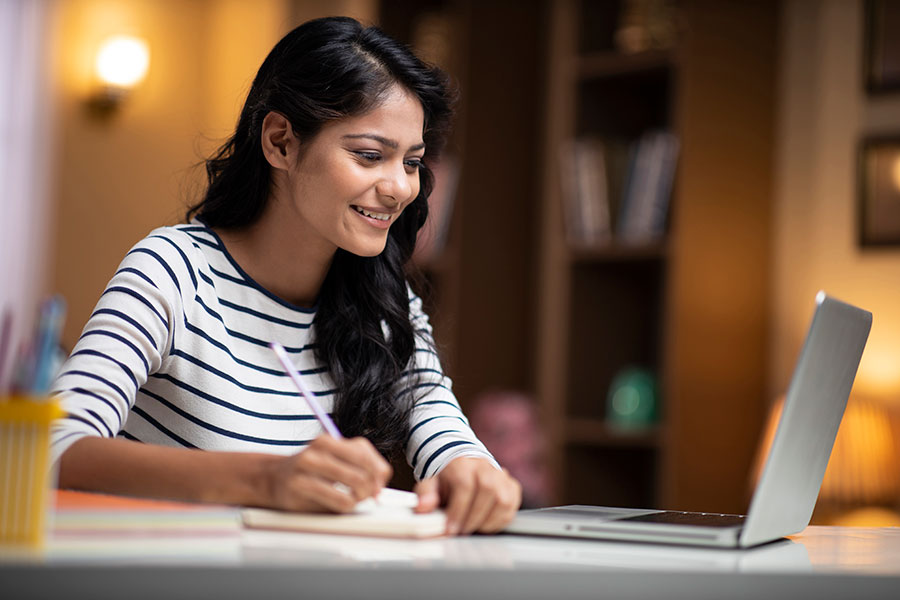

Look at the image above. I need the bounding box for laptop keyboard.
[622,511,746,528]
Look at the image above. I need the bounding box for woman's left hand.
[413,457,522,535]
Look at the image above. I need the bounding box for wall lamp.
[86,35,150,117]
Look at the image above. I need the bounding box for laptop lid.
[738,292,871,547]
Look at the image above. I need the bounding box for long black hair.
[186,17,454,460]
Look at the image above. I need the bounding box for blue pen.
[30,295,66,395]
[0,308,12,395]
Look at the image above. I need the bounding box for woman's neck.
[212,198,335,309]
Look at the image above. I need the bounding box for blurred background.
[2,0,900,526]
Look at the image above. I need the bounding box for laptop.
[505,291,872,548]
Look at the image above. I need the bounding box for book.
[617,130,679,243]
[49,491,242,562]
[53,490,242,535]
[241,504,447,539]
[560,137,613,245]
[559,139,586,243]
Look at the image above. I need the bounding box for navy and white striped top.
[50,223,495,481]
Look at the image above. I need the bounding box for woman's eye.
[354,151,381,162]
[404,158,424,172]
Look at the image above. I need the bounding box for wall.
[52,0,210,350]
[771,0,900,408]
[0,1,56,345]
[49,0,375,349]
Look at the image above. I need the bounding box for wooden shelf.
[567,240,668,264]
[565,418,662,448]
[577,49,674,80]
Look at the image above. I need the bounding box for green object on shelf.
[607,368,658,429]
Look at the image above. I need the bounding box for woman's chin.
[342,239,388,258]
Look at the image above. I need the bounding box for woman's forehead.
[330,86,425,146]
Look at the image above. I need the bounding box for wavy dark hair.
[186,17,454,460]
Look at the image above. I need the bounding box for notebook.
[505,291,872,548]
[241,487,446,539]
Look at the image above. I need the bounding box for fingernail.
[447,521,460,536]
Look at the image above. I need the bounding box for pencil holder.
[0,397,64,548]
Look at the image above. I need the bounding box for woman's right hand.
[259,434,392,513]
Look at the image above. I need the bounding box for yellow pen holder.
[0,397,64,548]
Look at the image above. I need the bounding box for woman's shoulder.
[133,221,213,248]
[118,223,220,292]
[126,222,218,259]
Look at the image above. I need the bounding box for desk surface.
[2,493,899,599]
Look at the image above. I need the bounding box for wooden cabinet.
[536,0,777,512]
[384,0,776,513]
[535,0,675,508]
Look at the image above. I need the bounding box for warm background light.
[753,395,900,527]
[891,155,900,193]
[94,35,149,88]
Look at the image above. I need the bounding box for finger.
[480,477,523,533]
[317,436,393,489]
[289,475,358,513]
[442,475,475,536]
[461,482,495,534]
[345,437,393,487]
[311,436,392,496]
[297,443,379,501]
[412,478,440,513]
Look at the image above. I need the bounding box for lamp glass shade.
[95,36,150,88]
[753,397,900,508]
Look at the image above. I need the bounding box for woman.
[51,16,521,535]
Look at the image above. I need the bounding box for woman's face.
[284,85,426,257]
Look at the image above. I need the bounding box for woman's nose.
[376,162,413,204]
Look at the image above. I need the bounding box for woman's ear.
[260,111,297,170]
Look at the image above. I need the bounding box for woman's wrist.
[194,450,281,508]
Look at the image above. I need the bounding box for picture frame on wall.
[864,0,900,93]
[858,137,900,247]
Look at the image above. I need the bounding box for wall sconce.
[87,35,150,116]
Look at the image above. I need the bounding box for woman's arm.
[401,292,522,533]
[59,434,392,512]
[52,230,391,511]
[49,231,183,464]
[402,294,499,480]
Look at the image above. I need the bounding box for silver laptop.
[505,291,872,548]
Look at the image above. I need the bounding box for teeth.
[354,206,390,221]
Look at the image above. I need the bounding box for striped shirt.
[50,223,496,481]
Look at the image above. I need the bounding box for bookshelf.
[380,0,545,492]
[382,0,775,513]
[536,0,777,512]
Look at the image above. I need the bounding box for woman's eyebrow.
[342,133,425,152]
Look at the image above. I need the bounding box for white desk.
[2,501,899,600]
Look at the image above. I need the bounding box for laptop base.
[506,506,747,548]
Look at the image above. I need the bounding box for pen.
[269,341,419,510]
[30,295,67,395]
[269,341,343,439]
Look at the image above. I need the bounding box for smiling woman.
[49,16,521,536]
[237,85,425,266]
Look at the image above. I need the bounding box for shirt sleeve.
[402,291,499,480]
[49,230,192,464]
